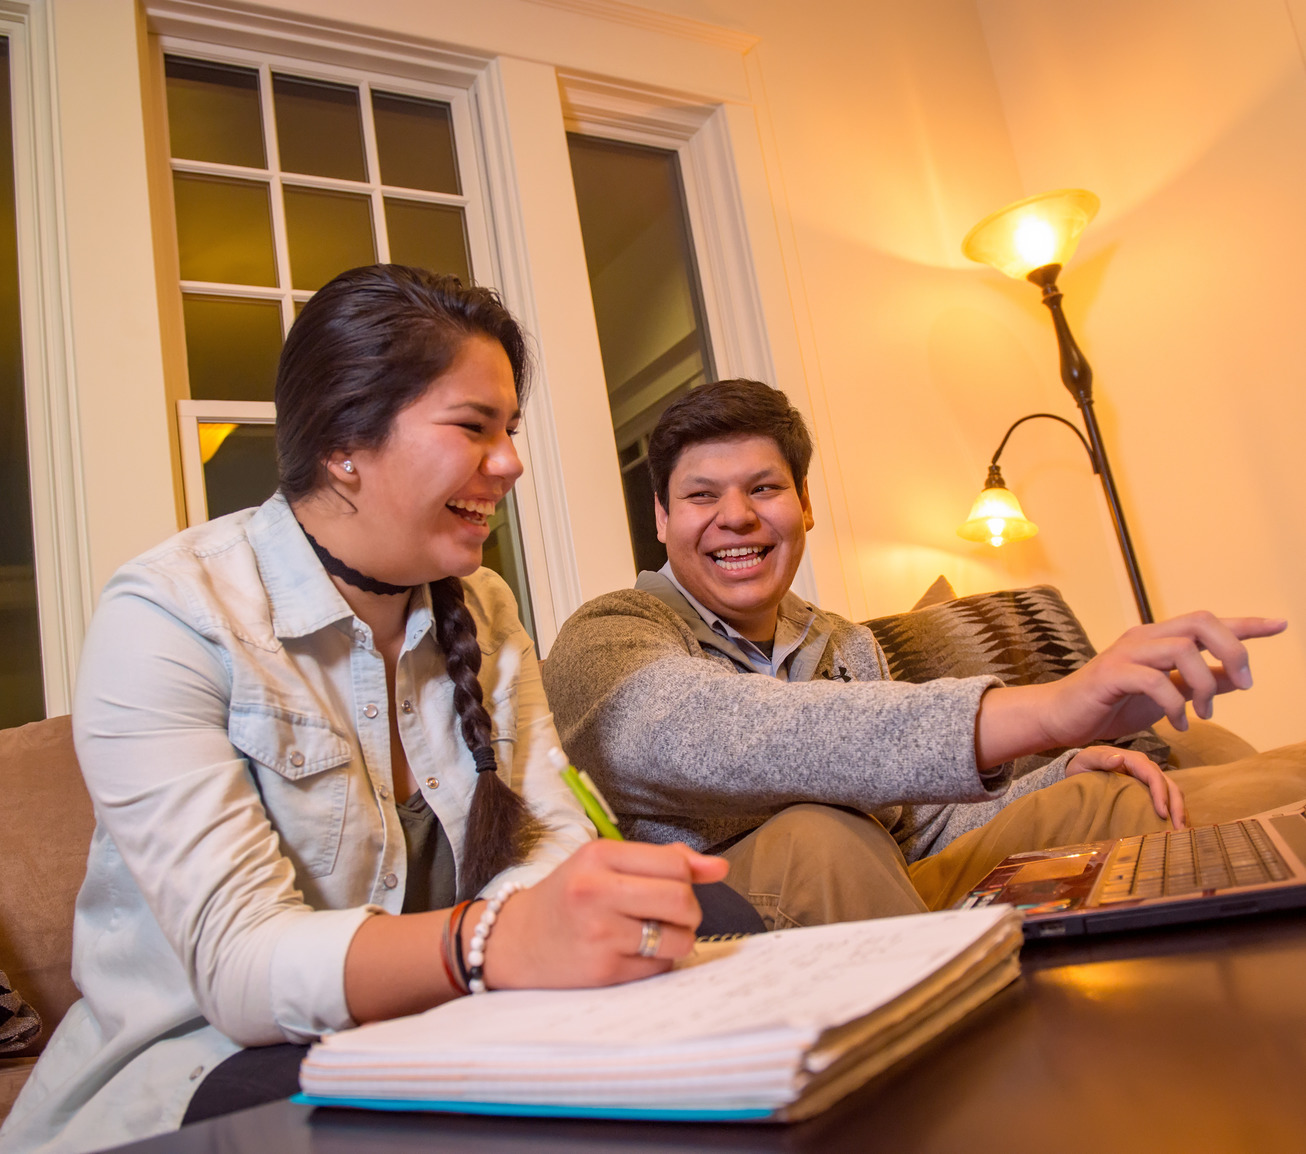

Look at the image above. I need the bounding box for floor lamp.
[958,189,1154,624]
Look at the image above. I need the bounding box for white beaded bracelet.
[466,881,523,994]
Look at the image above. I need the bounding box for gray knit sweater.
[543,572,1069,863]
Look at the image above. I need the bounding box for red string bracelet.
[439,900,472,996]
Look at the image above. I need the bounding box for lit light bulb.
[1013,217,1057,269]
[958,476,1038,545]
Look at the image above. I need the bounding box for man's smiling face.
[655,434,813,642]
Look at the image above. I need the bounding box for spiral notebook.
[294,906,1022,1123]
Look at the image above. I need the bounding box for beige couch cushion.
[0,715,95,1058]
[1155,716,1258,769]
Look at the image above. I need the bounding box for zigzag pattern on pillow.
[865,585,1169,766]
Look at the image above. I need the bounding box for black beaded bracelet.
[452,899,475,992]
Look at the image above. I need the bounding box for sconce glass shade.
[961,189,1100,280]
[957,483,1039,548]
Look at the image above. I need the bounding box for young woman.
[0,266,726,1154]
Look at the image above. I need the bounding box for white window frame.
[156,34,559,630]
[558,74,818,602]
[2,0,89,716]
[162,40,496,337]
[145,2,804,647]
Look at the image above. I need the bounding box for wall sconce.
[960,189,1153,624]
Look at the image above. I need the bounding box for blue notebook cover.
[290,1092,774,1122]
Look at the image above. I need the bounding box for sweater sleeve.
[543,592,1018,841]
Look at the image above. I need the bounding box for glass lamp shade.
[961,189,1100,281]
[957,484,1039,548]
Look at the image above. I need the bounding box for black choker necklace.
[299,523,412,597]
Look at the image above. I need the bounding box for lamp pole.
[1027,264,1153,624]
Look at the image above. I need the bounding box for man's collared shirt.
[658,561,815,680]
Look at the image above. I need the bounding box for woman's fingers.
[582,838,724,884]
[625,916,696,961]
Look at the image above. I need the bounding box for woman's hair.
[275,264,543,900]
[276,264,530,502]
[646,379,814,509]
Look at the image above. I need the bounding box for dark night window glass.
[182,295,283,402]
[373,92,460,194]
[173,172,278,286]
[384,198,469,284]
[567,135,714,574]
[273,74,366,182]
[164,56,265,168]
[0,37,43,726]
[283,185,376,291]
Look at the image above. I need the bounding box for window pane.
[0,37,43,726]
[567,135,714,573]
[384,198,469,283]
[201,423,279,518]
[283,185,376,291]
[164,56,264,168]
[273,74,366,182]
[183,295,283,402]
[174,172,277,286]
[481,495,534,640]
[373,92,460,194]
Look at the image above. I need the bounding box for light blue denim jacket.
[0,493,593,1154]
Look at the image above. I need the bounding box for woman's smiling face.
[339,334,523,585]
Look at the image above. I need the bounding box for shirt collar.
[657,561,815,676]
[246,492,435,647]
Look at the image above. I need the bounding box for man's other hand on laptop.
[1066,745,1187,829]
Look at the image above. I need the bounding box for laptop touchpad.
[1011,854,1095,883]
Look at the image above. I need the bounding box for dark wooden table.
[109,910,1306,1154]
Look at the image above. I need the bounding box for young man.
[543,380,1295,927]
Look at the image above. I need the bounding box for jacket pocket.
[229,705,353,878]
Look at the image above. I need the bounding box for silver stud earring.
[342,460,356,474]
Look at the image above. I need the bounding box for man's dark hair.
[647,379,814,509]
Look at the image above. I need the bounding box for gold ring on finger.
[637,919,662,958]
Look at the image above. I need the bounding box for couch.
[0,715,95,1121]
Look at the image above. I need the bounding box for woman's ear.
[325,452,359,486]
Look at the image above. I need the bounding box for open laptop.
[956,800,1306,939]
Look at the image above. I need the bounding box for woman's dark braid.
[430,577,544,900]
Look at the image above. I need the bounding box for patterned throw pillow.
[0,967,41,1054]
[864,585,1170,766]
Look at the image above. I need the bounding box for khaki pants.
[720,744,1306,929]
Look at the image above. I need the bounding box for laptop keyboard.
[1097,821,1291,904]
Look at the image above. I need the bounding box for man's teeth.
[447,498,496,524]
[711,546,767,571]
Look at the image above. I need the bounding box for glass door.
[567,134,715,575]
[0,36,43,727]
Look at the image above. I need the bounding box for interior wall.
[973,0,1306,749]
[635,0,1306,748]
[42,0,1304,746]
